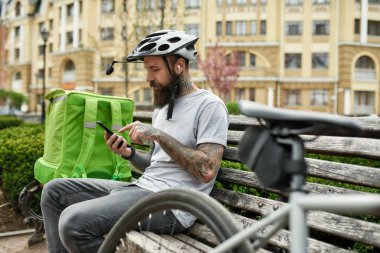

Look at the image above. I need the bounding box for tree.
[198,43,240,102]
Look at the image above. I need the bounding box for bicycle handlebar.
[238,100,362,136]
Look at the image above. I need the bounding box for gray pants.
[41,178,186,253]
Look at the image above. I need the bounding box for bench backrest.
[133,111,380,252]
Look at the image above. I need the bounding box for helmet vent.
[158,44,170,51]
[141,43,156,52]
[137,38,150,48]
[186,44,195,50]
[168,37,181,43]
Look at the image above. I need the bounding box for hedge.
[0,115,23,130]
[0,125,44,205]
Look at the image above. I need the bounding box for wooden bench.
[126,111,380,253]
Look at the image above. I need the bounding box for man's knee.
[58,206,86,245]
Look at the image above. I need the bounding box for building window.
[313,20,330,35]
[368,20,380,36]
[236,21,247,36]
[235,88,245,101]
[66,31,73,45]
[14,48,20,60]
[249,88,255,101]
[260,20,266,35]
[15,2,21,16]
[134,90,140,102]
[171,0,178,9]
[237,51,246,66]
[49,43,53,53]
[185,0,200,9]
[236,0,247,5]
[39,22,45,33]
[313,0,329,4]
[102,0,114,13]
[226,21,232,35]
[369,0,380,4]
[310,90,328,106]
[354,91,375,115]
[355,19,360,34]
[49,19,53,30]
[38,69,44,79]
[14,26,20,38]
[261,0,267,5]
[250,21,257,35]
[99,88,113,96]
[146,0,155,10]
[216,21,222,36]
[355,56,376,80]
[312,53,328,69]
[285,53,301,69]
[67,3,74,17]
[250,53,256,67]
[286,21,302,35]
[185,24,199,37]
[136,0,142,10]
[143,88,152,103]
[38,45,45,56]
[286,0,303,5]
[284,90,301,106]
[226,0,233,5]
[100,27,114,40]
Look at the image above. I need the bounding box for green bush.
[226,101,240,115]
[0,115,24,130]
[0,125,44,205]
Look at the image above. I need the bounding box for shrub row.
[0,115,23,130]
[0,125,44,205]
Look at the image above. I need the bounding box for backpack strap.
[72,98,98,178]
[110,101,132,181]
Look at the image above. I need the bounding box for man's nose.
[146,72,154,82]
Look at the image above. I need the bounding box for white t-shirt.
[135,88,229,227]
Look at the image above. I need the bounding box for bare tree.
[198,43,240,102]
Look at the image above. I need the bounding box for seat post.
[287,135,308,252]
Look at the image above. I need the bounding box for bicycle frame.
[212,127,380,253]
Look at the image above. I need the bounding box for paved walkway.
[0,232,47,253]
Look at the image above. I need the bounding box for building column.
[344,89,351,115]
[360,0,368,44]
[60,5,66,52]
[268,87,274,107]
[73,0,79,48]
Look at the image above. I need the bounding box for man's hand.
[104,132,133,157]
[118,121,161,145]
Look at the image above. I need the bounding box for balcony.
[354,68,377,81]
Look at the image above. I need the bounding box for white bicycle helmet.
[127,30,198,62]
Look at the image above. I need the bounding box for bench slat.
[143,232,202,253]
[217,168,371,195]
[306,158,380,188]
[172,234,212,252]
[227,133,380,160]
[212,188,380,248]
[231,214,355,253]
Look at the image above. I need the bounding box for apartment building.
[0,0,379,116]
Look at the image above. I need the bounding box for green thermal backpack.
[34,89,134,185]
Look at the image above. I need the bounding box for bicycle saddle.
[238,100,362,136]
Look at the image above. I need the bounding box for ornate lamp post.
[40,28,49,123]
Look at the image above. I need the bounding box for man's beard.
[151,74,181,108]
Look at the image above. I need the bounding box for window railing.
[354,68,377,80]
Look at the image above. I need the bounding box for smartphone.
[96,121,125,148]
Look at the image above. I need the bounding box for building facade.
[0,0,379,116]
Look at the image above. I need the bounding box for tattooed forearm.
[156,134,224,183]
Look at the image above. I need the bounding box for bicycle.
[98,100,380,253]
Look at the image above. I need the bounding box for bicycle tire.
[98,188,251,253]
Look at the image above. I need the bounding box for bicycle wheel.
[98,188,251,253]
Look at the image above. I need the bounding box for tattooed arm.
[118,121,224,183]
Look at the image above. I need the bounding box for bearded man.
[40,30,229,253]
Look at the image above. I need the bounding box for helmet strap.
[162,56,178,120]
